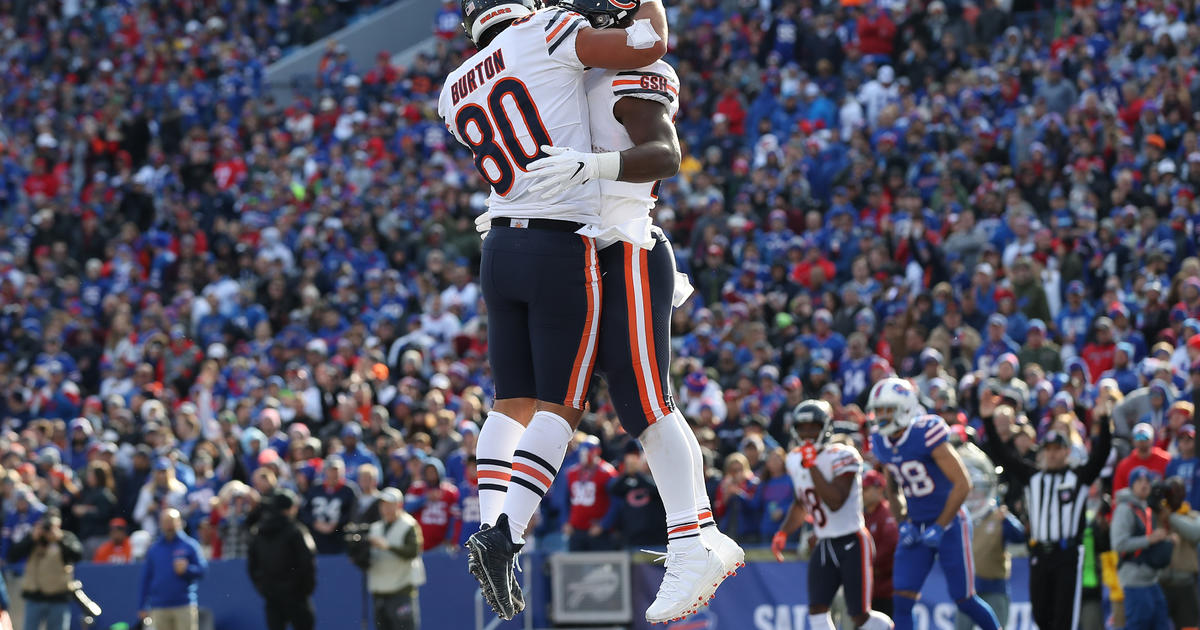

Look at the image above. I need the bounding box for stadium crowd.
[2,0,1200,626]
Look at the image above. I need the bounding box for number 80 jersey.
[438,8,601,224]
[785,443,865,539]
[870,414,954,524]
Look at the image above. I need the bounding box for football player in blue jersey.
[867,377,1001,630]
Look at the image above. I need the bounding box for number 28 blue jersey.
[870,414,954,524]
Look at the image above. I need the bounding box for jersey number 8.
[886,461,936,498]
[454,78,552,196]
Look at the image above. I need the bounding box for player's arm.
[809,466,856,512]
[610,96,680,182]
[772,494,807,562]
[930,443,971,529]
[883,468,907,521]
[575,0,668,69]
[1079,403,1114,484]
[527,91,678,193]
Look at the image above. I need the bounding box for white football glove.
[474,210,491,239]
[526,145,621,198]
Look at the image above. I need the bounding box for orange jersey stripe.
[512,462,552,489]
[612,79,643,86]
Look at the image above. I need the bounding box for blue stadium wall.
[71,553,1036,630]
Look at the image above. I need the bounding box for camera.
[1149,480,1170,512]
[344,522,373,569]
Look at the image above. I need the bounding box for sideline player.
[771,400,894,630]
[866,378,1002,630]
[438,0,668,619]
[474,0,741,621]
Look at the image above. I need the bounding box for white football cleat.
[643,542,727,624]
[701,525,745,576]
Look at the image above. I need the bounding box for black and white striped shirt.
[983,416,1112,546]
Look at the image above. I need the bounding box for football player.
[440,0,669,618]
[472,0,742,622]
[867,378,1001,630]
[771,400,893,630]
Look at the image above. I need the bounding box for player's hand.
[771,530,788,562]
[799,443,818,468]
[898,521,920,548]
[526,145,619,197]
[921,523,945,548]
[474,211,491,239]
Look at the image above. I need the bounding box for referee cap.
[1041,430,1068,448]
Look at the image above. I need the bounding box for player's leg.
[840,528,893,629]
[891,540,936,630]
[476,230,539,527]
[657,234,742,574]
[806,538,844,630]
[598,240,724,622]
[937,511,1001,630]
[600,242,700,540]
[469,227,575,619]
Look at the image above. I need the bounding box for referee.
[979,394,1112,630]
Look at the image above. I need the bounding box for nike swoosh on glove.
[920,523,945,548]
[898,521,920,548]
[526,145,620,198]
[474,210,491,240]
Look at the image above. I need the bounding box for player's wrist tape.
[597,151,622,181]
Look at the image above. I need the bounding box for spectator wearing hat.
[132,457,188,538]
[138,509,206,630]
[1017,319,1062,374]
[404,459,460,552]
[1056,281,1096,354]
[1082,317,1119,383]
[1111,466,1174,630]
[367,488,425,630]
[1114,423,1173,494]
[560,438,617,552]
[1138,380,1174,433]
[912,348,953,401]
[1160,402,1194,457]
[862,469,897,617]
[301,456,359,554]
[213,480,262,560]
[1109,303,1147,361]
[248,489,317,630]
[338,424,379,483]
[1166,424,1200,508]
[992,287,1030,345]
[974,313,1020,374]
[1101,342,1141,395]
[92,518,133,564]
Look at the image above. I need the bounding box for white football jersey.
[582,60,680,249]
[438,8,599,224]
[785,443,865,539]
